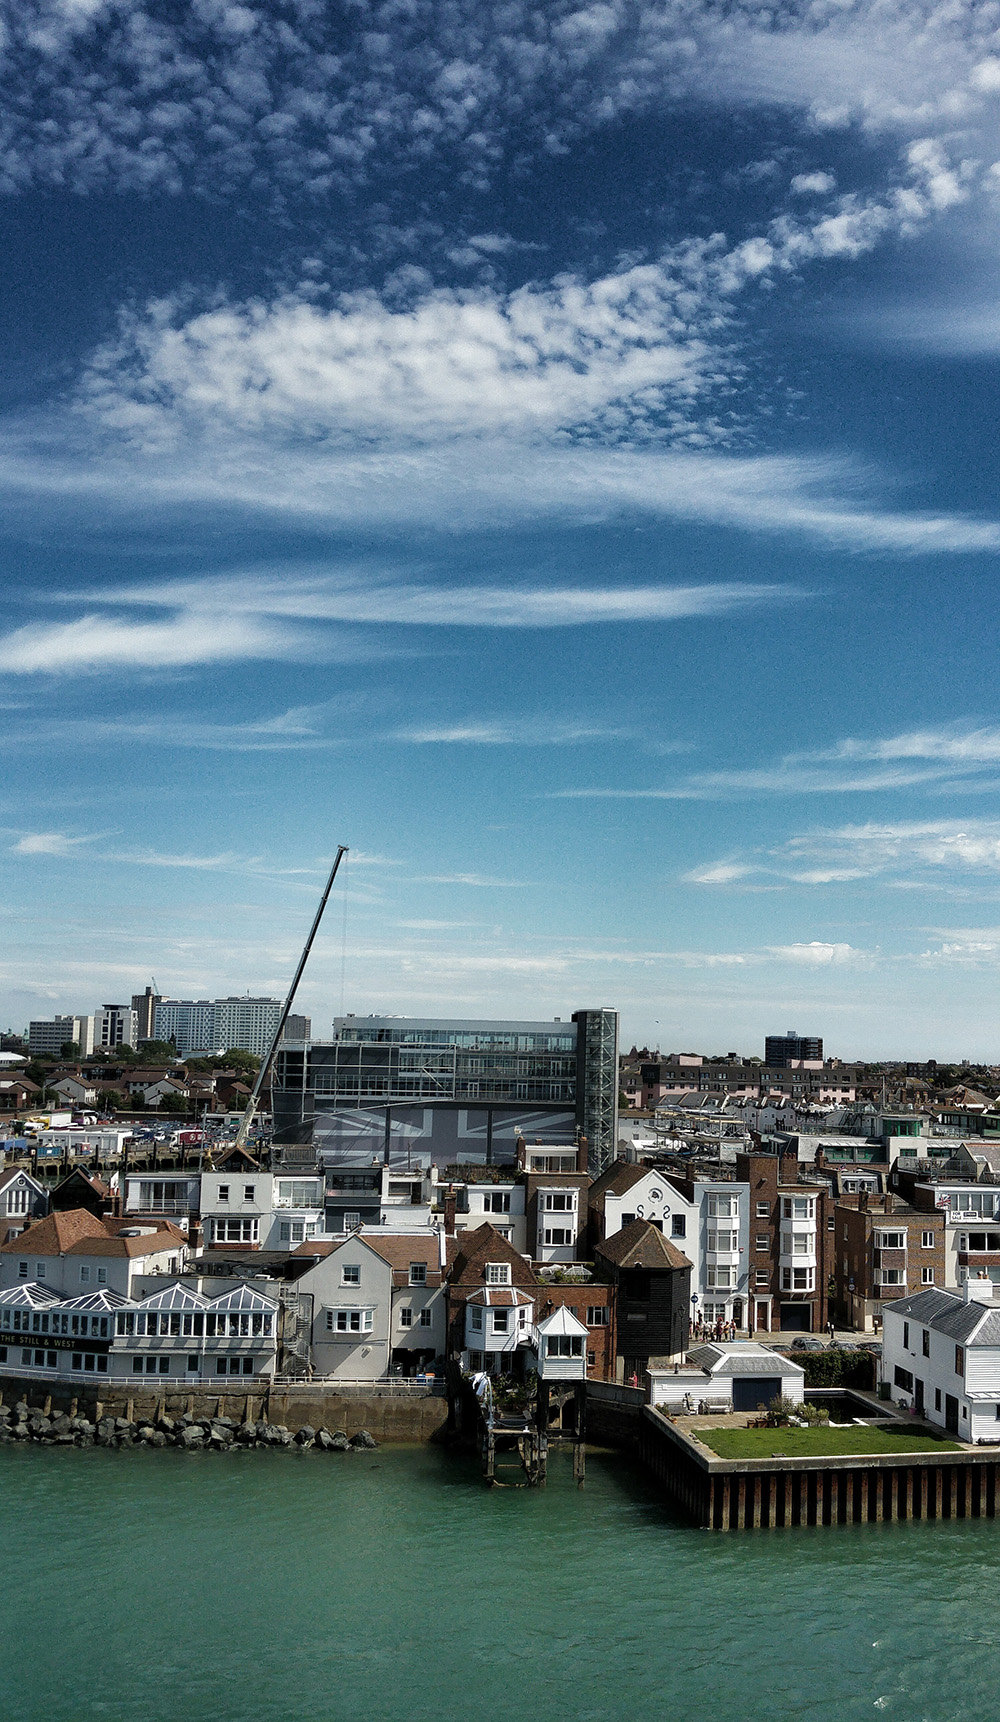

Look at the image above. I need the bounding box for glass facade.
[273,1010,619,1168]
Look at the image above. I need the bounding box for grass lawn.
[697,1425,962,1459]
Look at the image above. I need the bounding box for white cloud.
[0,0,996,199]
[79,267,719,446]
[553,723,1000,802]
[0,611,306,674]
[684,860,756,886]
[2,700,364,751]
[75,141,981,451]
[765,941,866,966]
[791,172,836,195]
[919,927,1000,963]
[0,569,802,677]
[688,819,1000,891]
[10,830,101,856]
[390,720,632,745]
[411,873,529,888]
[830,726,1000,765]
[104,570,793,628]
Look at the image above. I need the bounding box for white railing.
[270,1375,444,1395]
[126,1199,192,1215]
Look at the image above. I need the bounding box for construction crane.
[234,844,348,1152]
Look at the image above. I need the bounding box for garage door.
[780,1303,812,1332]
[732,1377,783,1413]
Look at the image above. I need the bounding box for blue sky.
[4,1,1000,1059]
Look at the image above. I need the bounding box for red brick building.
[736,1149,831,1335]
[834,1193,946,1332]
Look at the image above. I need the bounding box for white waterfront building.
[882,1280,1000,1442]
[0,1277,278,1386]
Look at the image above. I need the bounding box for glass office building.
[272,1009,619,1172]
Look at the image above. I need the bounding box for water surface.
[2,1443,998,1721]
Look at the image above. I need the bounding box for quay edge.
[637,1404,1000,1529]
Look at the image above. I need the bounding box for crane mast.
[233,844,348,1152]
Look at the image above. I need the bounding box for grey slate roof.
[884,1287,1000,1345]
[687,1344,805,1378]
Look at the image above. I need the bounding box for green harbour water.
[4,1442,1000,1722]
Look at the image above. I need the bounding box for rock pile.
[0,1401,378,1452]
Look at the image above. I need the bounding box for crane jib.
[234,844,348,1151]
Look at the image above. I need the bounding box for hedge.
[777,1347,876,1391]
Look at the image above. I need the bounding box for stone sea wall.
[0,1376,449,1445]
[0,1396,379,1452]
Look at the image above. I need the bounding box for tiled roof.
[1,1209,187,1260]
[53,1169,111,1198]
[595,1219,693,1272]
[362,1232,443,1284]
[0,1209,107,1256]
[587,1159,649,1200]
[67,1232,182,1258]
[448,1222,538,1289]
[959,1142,1000,1169]
[104,1218,186,1241]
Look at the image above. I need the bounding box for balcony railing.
[125,1199,194,1215]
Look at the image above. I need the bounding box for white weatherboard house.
[882,1280,1000,1442]
[464,1287,535,1375]
[648,1343,806,1414]
[532,1306,589,1382]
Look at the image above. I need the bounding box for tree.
[223,1048,261,1075]
[138,1040,181,1061]
[59,1041,80,1059]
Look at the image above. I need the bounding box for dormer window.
[485,1262,510,1286]
[409,1262,427,1286]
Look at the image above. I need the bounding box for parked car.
[790,1336,826,1351]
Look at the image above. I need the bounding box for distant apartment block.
[131,988,161,1041]
[153,996,284,1057]
[95,1005,138,1051]
[765,1030,824,1067]
[272,1008,619,1172]
[28,1015,95,1058]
